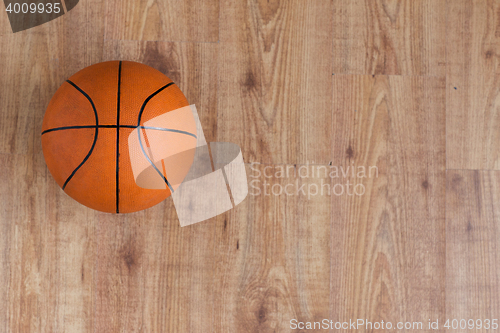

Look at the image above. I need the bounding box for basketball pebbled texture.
[41,60,192,213]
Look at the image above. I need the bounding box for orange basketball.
[42,60,196,213]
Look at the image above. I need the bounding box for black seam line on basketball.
[42,125,198,137]
[63,80,99,190]
[116,61,122,214]
[42,125,99,134]
[137,82,176,192]
[136,82,175,127]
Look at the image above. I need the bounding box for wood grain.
[0,132,98,333]
[447,0,500,170]
[213,164,331,332]
[218,0,333,164]
[0,0,104,155]
[94,207,216,332]
[104,0,219,42]
[214,1,333,331]
[0,154,12,332]
[2,0,500,331]
[333,0,447,76]
[330,75,446,326]
[0,1,11,35]
[93,41,218,332]
[0,0,104,331]
[446,170,500,325]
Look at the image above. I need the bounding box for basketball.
[41,60,197,213]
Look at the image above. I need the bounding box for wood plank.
[446,170,500,325]
[0,1,12,35]
[330,75,446,326]
[3,145,98,333]
[214,1,333,331]
[0,153,15,332]
[218,0,333,164]
[333,0,446,76]
[94,206,215,332]
[0,31,56,155]
[213,163,331,332]
[0,0,104,331]
[104,0,219,42]
[60,0,105,73]
[446,0,500,170]
[0,0,104,154]
[94,41,218,332]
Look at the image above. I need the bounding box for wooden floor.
[0,0,499,332]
